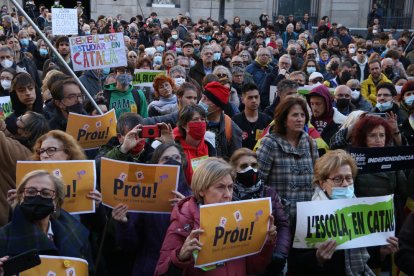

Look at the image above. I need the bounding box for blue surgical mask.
[331,185,354,200]
[172,34,178,40]
[404,95,414,107]
[198,101,209,113]
[39,48,48,56]
[375,100,393,112]
[156,46,164,52]
[306,67,316,74]
[176,47,182,54]
[102,67,110,75]
[84,31,91,35]
[190,59,196,67]
[213,52,221,61]
[20,38,29,47]
[154,55,162,65]
[205,35,212,42]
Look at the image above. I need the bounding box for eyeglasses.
[36,147,66,157]
[16,115,25,129]
[128,55,137,58]
[327,176,353,185]
[239,162,258,170]
[24,187,56,199]
[377,93,392,97]
[193,43,200,46]
[159,154,181,163]
[158,82,171,89]
[357,50,367,54]
[64,93,85,101]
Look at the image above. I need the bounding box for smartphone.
[368,112,387,118]
[3,249,41,276]
[140,125,160,139]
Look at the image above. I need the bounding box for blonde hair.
[191,157,235,202]
[16,170,65,211]
[313,149,357,187]
[229,148,256,168]
[339,110,366,130]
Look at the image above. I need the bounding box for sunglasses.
[357,50,367,54]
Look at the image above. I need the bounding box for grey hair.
[0,46,13,55]
[170,65,186,77]
[201,45,213,56]
[213,65,232,82]
[116,74,132,88]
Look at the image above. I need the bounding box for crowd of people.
[0,1,413,275]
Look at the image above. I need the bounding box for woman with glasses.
[127,50,138,65]
[148,75,178,117]
[0,170,92,270]
[111,142,191,276]
[230,148,290,274]
[173,104,216,185]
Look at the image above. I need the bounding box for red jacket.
[155,196,275,275]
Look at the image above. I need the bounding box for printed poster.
[100,158,179,213]
[66,109,117,149]
[293,195,395,249]
[16,160,96,215]
[195,198,271,267]
[21,255,88,276]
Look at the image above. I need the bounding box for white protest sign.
[69,33,127,71]
[293,195,395,250]
[269,85,277,104]
[52,8,78,36]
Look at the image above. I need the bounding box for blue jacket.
[246,61,273,89]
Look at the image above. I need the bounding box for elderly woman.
[257,96,318,225]
[398,80,414,122]
[155,157,276,275]
[112,142,191,276]
[0,170,92,262]
[148,75,178,117]
[0,68,16,96]
[230,148,291,274]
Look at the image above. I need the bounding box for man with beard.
[232,83,272,150]
[44,36,76,76]
[361,59,392,105]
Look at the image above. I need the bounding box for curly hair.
[32,130,86,160]
[152,74,176,98]
[351,115,393,147]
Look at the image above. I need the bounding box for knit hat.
[400,80,414,99]
[203,81,230,110]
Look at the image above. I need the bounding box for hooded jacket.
[361,73,391,106]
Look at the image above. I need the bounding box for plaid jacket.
[257,131,318,221]
[0,205,92,263]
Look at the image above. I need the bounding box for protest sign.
[349,146,414,174]
[52,8,78,35]
[16,160,96,214]
[293,195,394,250]
[0,96,12,119]
[100,158,179,213]
[269,85,277,105]
[132,69,165,87]
[69,33,127,71]
[195,198,271,267]
[66,109,117,149]
[21,255,88,276]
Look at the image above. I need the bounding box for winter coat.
[361,73,391,105]
[395,212,414,274]
[154,196,274,275]
[401,118,414,145]
[245,61,273,89]
[0,132,31,226]
[257,131,318,221]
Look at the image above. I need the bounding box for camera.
[140,125,160,138]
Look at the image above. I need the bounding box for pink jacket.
[155,196,275,275]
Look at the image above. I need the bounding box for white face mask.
[349,48,356,54]
[174,77,185,87]
[1,79,11,90]
[351,89,360,100]
[1,59,13,69]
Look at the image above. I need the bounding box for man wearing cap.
[199,81,242,159]
[309,72,324,86]
[327,22,339,38]
[361,59,391,105]
[306,85,346,143]
[189,45,218,87]
[176,16,188,40]
[182,41,198,66]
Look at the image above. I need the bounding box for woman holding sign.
[155,157,276,275]
[289,149,397,275]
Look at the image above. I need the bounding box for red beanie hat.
[203,81,230,110]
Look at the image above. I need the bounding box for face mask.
[102,67,110,75]
[176,47,182,54]
[198,101,209,114]
[39,48,48,56]
[156,46,164,52]
[166,42,171,48]
[84,31,91,35]
[194,48,200,55]
[172,34,178,40]
[1,79,11,90]
[331,185,354,200]
[348,48,355,54]
[20,38,29,47]
[20,195,55,221]
[213,52,221,61]
[130,140,145,155]
[153,55,162,65]
[384,67,394,76]
[174,77,185,87]
[373,30,378,34]
[336,98,350,108]
[265,37,271,45]
[244,27,251,34]
[351,90,360,100]
[54,1,59,5]
[375,100,393,112]
[306,67,316,74]
[366,45,372,50]
[205,35,212,42]
[236,166,258,188]
[187,121,206,140]
[404,95,414,106]
[1,59,13,69]
[65,102,84,114]
[340,71,352,84]
[190,59,196,67]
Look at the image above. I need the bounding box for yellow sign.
[100,157,179,213]
[21,255,88,276]
[195,198,271,267]
[16,161,96,214]
[66,109,117,149]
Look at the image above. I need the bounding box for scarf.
[149,95,177,115]
[312,187,375,276]
[254,57,269,68]
[232,180,264,201]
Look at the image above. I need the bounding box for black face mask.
[384,67,394,77]
[20,195,55,221]
[236,167,258,188]
[336,98,350,109]
[65,102,85,114]
[340,71,352,84]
